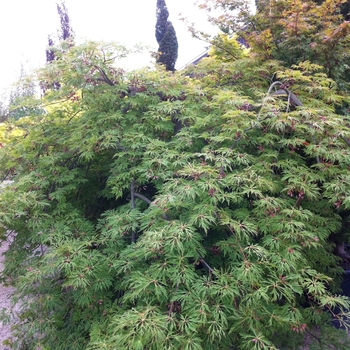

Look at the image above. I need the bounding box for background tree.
[46,35,56,64]
[45,1,74,90]
[0,99,8,123]
[0,64,43,123]
[200,0,350,89]
[155,0,178,71]
[311,0,350,19]
[56,0,74,41]
[46,0,74,63]
[256,0,350,18]
[8,64,43,120]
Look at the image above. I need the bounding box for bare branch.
[341,135,350,147]
[94,66,115,86]
[271,89,302,107]
[131,180,136,243]
[197,250,216,276]
[134,192,170,221]
[134,192,152,205]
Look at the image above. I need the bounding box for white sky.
[0,0,219,96]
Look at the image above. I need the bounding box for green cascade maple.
[0,3,350,348]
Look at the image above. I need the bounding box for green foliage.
[1,12,350,350]
[199,0,350,90]
[0,65,44,122]
[252,0,350,84]
[8,81,43,120]
[0,97,9,122]
[208,33,249,62]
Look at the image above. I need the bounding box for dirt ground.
[0,239,18,350]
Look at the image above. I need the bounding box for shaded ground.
[0,239,18,350]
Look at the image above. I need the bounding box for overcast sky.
[0,0,220,96]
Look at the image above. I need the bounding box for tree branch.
[133,192,152,205]
[94,66,115,86]
[66,109,82,125]
[270,88,302,107]
[134,192,170,221]
[197,250,216,276]
[341,135,350,147]
[131,180,136,243]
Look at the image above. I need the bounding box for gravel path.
[0,240,18,350]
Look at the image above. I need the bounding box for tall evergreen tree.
[56,0,74,42]
[46,35,56,64]
[46,1,74,65]
[155,0,178,71]
[45,1,74,91]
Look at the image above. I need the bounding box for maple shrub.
[1,6,350,350]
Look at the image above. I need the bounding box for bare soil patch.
[0,240,18,350]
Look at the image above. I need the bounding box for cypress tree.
[155,0,178,71]
[56,0,74,42]
[46,1,74,64]
[45,1,74,91]
[46,35,56,64]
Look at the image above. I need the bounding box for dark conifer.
[46,35,56,64]
[46,1,74,64]
[56,1,74,41]
[45,1,74,90]
[155,0,178,71]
